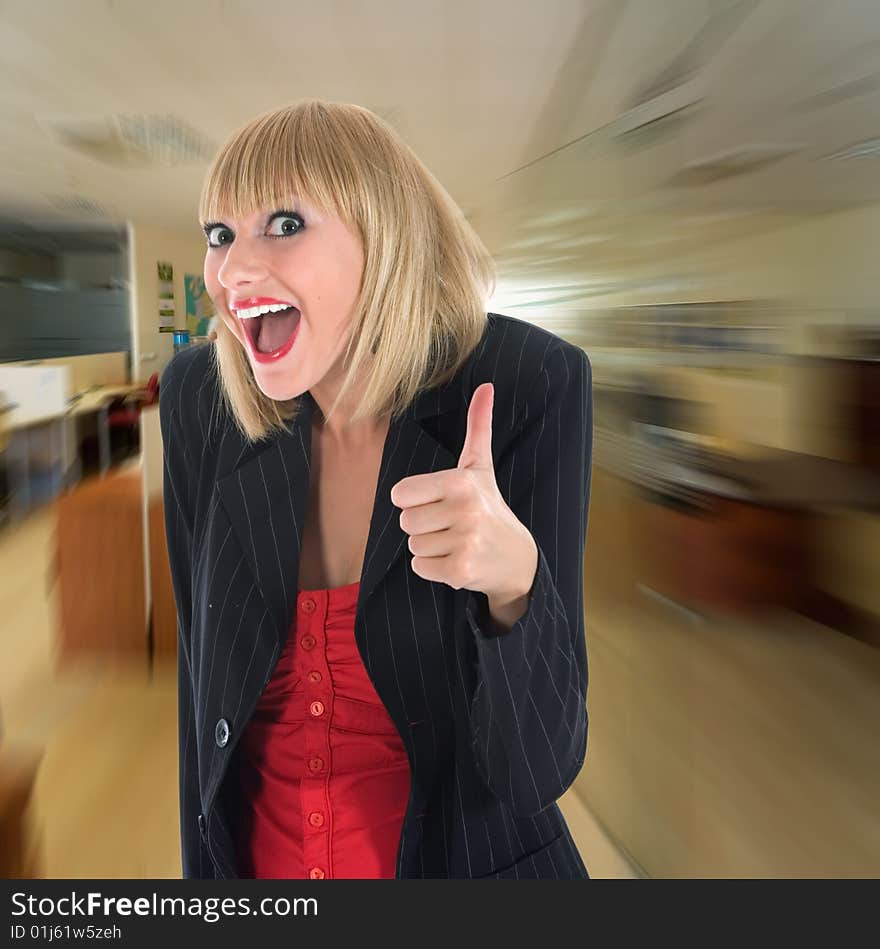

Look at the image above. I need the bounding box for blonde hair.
[198,99,495,443]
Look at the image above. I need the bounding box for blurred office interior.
[0,0,878,878]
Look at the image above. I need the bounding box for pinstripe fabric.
[161,312,593,879]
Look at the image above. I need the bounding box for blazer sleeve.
[465,342,593,817]
[159,353,215,879]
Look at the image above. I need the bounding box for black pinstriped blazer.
[160,311,593,879]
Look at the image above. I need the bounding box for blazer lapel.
[357,406,458,614]
[214,375,466,654]
[216,396,314,651]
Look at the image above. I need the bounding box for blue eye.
[266,213,305,238]
[205,224,233,248]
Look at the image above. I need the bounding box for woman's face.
[203,201,365,403]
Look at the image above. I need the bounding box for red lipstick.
[230,296,295,311]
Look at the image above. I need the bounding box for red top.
[235,580,412,879]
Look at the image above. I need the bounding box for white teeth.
[235,303,296,319]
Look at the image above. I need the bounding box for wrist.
[485,533,538,633]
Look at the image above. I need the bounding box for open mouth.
[239,306,302,361]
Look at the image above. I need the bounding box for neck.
[314,408,388,447]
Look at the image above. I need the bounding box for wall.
[127,222,207,382]
[126,222,206,638]
[571,201,880,318]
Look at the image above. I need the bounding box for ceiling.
[1,0,879,305]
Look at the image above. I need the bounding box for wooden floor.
[0,501,638,880]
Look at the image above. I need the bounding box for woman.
[161,100,593,880]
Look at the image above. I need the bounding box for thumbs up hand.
[390,383,538,623]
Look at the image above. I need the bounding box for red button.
[308,811,325,827]
[307,671,322,684]
[301,635,316,650]
[308,757,324,772]
[309,867,325,879]
[301,599,316,613]
[309,700,325,717]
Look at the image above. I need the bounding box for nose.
[216,233,269,290]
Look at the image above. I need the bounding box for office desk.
[1,412,67,522]
[1,383,145,523]
[66,383,146,477]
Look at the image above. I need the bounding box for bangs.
[198,107,350,226]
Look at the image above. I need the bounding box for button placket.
[298,588,333,880]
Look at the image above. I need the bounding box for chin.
[251,372,307,403]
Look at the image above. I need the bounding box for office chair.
[106,373,160,460]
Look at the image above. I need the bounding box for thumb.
[458,382,494,470]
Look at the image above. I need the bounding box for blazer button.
[198,814,206,840]
[215,718,230,748]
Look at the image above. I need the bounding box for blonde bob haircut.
[198,99,496,444]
